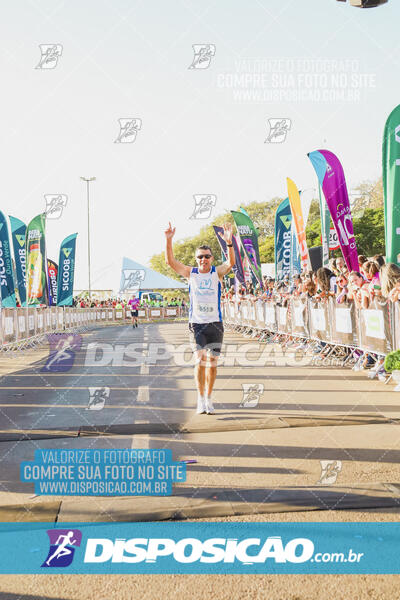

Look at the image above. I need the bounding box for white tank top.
[189,266,222,324]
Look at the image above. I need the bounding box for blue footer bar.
[2,522,399,574]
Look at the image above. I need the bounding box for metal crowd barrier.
[0,306,187,349]
[223,297,398,356]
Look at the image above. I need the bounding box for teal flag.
[275,198,301,280]
[57,233,77,306]
[9,216,27,306]
[0,211,16,307]
[274,198,292,280]
[318,185,330,267]
[383,104,400,264]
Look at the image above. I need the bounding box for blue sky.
[0,0,398,291]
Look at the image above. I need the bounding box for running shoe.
[196,396,206,415]
[205,397,215,415]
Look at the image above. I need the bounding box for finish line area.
[0,320,400,522]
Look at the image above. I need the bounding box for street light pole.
[80,177,96,299]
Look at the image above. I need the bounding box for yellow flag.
[287,178,310,270]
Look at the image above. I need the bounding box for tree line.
[150,179,384,282]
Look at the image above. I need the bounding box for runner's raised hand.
[220,222,233,244]
[165,222,176,239]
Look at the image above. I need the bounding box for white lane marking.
[137,386,149,403]
[131,420,151,449]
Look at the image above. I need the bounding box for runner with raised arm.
[165,222,235,414]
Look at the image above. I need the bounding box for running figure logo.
[121,269,146,291]
[114,118,142,143]
[188,44,216,69]
[87,387,110,410]
[264,119,291,143]
[35,44,63,69]
[42,334,82,373]
[189,195,217,220]
[240,383,264,408]
[199,279,212,289]
[44,194,68,219]
[42,529,82,568]
[317,460,342,485]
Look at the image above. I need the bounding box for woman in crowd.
[347,271,370,309]
[336,272,349,304]
[380,263,400,301]
[314,267,336,302]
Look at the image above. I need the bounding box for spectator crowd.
[222,255,400,378]
[71,296,187,309]
[222,255,400,308]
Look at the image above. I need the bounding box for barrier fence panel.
[57,307,64,330]
[264,301,276,330]
[255,300,265,330]
[16,309,27,341]
[228,302,235,323]
[241,301,251,328]
[223,298,400,356]
[1,309,16,345]
[276,305,289,334]
[394,302,400,352]
[27,308,36,338]
[248,301,257,329]
[359,300,393,355]
[330,299,359,347]
[36,308,45,336]
[309,300,331,342]
[290,298,309,338]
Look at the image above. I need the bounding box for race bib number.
[195,302,216,316]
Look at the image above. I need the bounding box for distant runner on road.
[128,293,140,328]
[165,222,235,414]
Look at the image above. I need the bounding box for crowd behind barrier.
[223,297,398,357]
[0,305,187,349]
[221,255,400,378]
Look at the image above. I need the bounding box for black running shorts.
[131,310,138,317]
[189,321,224,356]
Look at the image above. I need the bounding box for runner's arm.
[165,222,191,278]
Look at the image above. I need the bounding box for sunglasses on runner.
[196,254,212,259]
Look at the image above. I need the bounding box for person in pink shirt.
[128,294,140,328]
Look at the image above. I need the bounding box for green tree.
[259,235,275,262]
[353,207,385,256]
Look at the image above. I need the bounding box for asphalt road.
[1,320,400,598]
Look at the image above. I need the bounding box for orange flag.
[287,178,310,270]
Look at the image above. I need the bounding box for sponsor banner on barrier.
[364,309,385,340]
[335,307,352,334]
[293,301,306,330]
[0,522,399,574]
